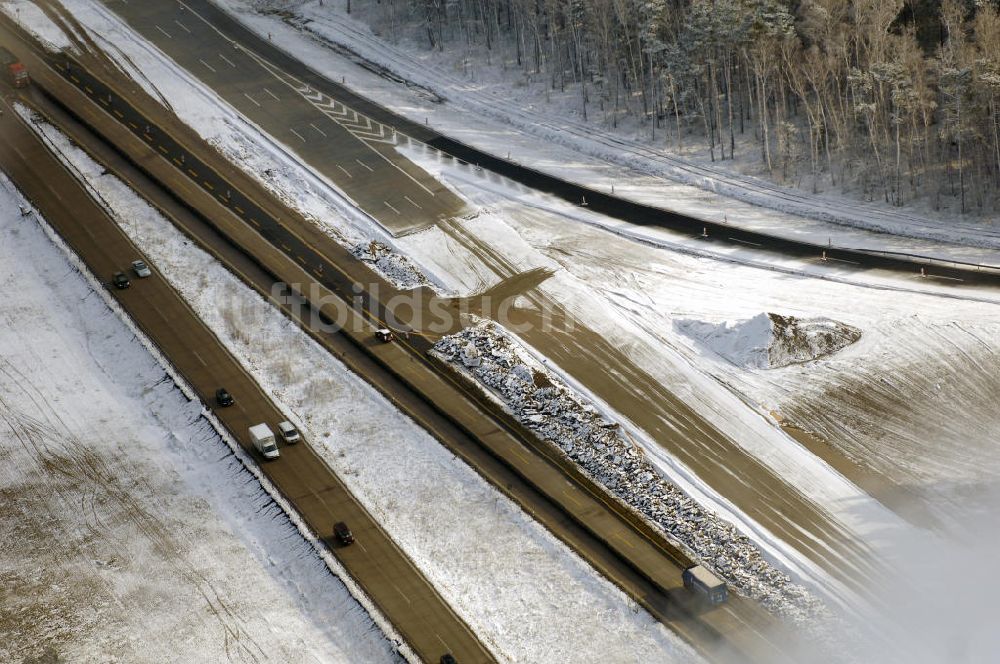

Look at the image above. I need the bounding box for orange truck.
[0,46,29,88]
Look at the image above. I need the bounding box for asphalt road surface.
[68,0,895,592]
[86,0,465,236]
[0,88,496,664]
[0,17,804,661]
[113,0,1000,284]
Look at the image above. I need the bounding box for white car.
[277,421,300,443]
[131,259,152,278]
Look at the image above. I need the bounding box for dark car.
[333,521,354,546]
[215,388,235,407]
[375,328,394,343]
[112,272,131,289]
[440,655,458,664]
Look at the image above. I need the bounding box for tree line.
[345,0,1000,215]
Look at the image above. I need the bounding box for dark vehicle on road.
[112,271,131,289]
[0,47,29,88]
[215,387,235,407]
[333,521,354,546]
[683,564,728,605]
[440,655,458,664]
[375,328,394,343]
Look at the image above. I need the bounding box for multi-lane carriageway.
[0,70,498,664]
[0,8,798,664]
[60,0,993,590]
[106,0,1000,283]
[81,0,898,588]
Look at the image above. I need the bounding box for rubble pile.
[435,320,829,624]
[352,240,430,290]
[678,312,862,369]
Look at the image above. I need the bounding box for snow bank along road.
[0,14,792,662]
[43,0,899,598]
[106,0,1000,285]
[0,185,397,663]
[0,83,494,664]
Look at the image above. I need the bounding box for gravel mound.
[677,312,861,369]
[352,240,430,290]
[434,320,832,627]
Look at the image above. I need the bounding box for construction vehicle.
[0,47,30,88]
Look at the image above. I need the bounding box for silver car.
[278,421,300,443]
[131,260,152,278]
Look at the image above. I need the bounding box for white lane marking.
[219,53,237,68]
[403,195,422,209]
[728,237,762,247]
[309,122,327,137]
[263,87,280,102]
[392,583,412,604]
[199,59,216,73]
[174,0,441,200]
[290,128,306,142]
[243,92,261,107]
[154,24,172,39]
[174,19,191,33]
[355,159,374,172]
[336,164,352,178]
[385,201,401,214]
[191,349,207,366]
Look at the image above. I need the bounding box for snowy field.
[0,176,397,663]
[414,155,1000,514]
[11,2,1000,659]
[11,0,924,616]
[22,108,702,663]
[214,0,1000,263]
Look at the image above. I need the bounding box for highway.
[93,0,465,236]
[110,0,1000,284]
[0,13,799,662]
[61,0,895,592]
[0,85,496,664]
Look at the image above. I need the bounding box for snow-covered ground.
[0,176,397,663]
[15,0,927,617]
[17,0,1000,652]
[215,0,1000,264]
[22,106,703,663]
[481,178,1000,509]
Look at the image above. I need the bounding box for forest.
[342,0,1000,215]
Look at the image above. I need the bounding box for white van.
[249,423,280,460]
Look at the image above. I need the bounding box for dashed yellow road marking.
[158,145,169,154]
